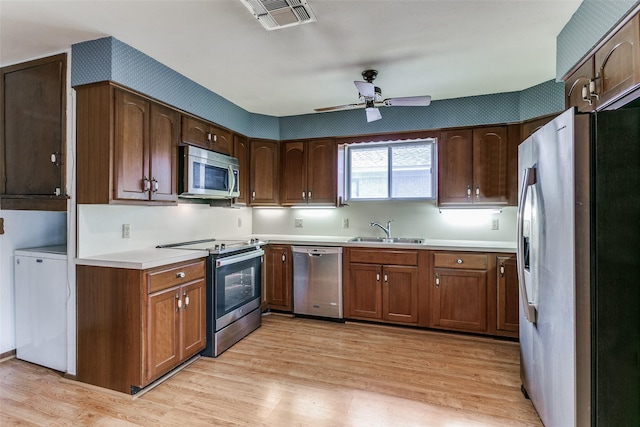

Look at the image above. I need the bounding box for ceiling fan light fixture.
[365,106,382,122]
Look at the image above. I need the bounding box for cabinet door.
[210,124,233,156]
[438,130,473,205]
[149,103,178,202]
[349,263,382,320]
[264,245,292,311]
[432,268,487,332]
[496,256,519,335]
[565,57,595,113]
[595,14,640,108]
[2,54,66,198]
[114,90,150,201]
[180,115,210,149]
[249,140,279,205]
[307,139,337,205]
[473,126,507,205]
[383,265,418,324]
[180,279,206,359]
[233,134,249,205]
[280,141,307,205]
[147,286,180,382]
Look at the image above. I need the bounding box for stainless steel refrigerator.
[517,106,640,426]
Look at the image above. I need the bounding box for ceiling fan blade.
[383,95,432,107]
[354,81,375,98]
[365,107,382,122]
[314,103,364,112]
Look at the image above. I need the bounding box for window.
[345,139,435,200]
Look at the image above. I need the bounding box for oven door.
[213,249,263,331]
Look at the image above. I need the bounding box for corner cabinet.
[180,114,233,155]
[345,248,420,325]
[263,245,292,311]
[76,83,178,205]
[438,126,510,207]
[249,139,280,206]
[77,259,206,394]
[280,139,336,206]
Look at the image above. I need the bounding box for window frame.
[344,138,436,202]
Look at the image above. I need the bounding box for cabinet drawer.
[148,260,206,293]
[433,253,487,270]
[349,249,418,266]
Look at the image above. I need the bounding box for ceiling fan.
[314,69,431,122]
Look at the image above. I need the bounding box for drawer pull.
[455,259,464,264]
[176,272,186,279]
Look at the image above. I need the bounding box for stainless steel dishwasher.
[292,246,343,319]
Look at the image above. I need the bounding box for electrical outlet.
[122,224,131,238]
[491,219,499,230]
[237,218,242,228]
[342,218,349,229]
[294,218,303,228]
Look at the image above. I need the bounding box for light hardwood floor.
[0,314,541,426]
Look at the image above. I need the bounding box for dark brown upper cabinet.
[1,54,67,210]
[180,114,233,156]
[280,139,336,206]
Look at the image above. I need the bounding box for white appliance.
[517,107,640,426]
[15,245,68,371]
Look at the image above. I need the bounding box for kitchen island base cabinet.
[76,259,206,394]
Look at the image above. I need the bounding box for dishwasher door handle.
[309,253,323,257]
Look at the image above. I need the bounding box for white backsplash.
[77,203,253,258]
[252,201,517,242]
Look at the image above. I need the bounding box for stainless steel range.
[158,238,264,357]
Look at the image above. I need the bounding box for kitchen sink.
[348,237,425,244]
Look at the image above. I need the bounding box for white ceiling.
[0,0,581,118]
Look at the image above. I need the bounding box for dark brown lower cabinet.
[346,249,419,325]
[264,245,292,311]
[77,259,206,394]
[496,255,519,337]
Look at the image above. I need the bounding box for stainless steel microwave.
[179,146,240,199]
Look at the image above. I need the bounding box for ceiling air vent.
[240,0,317,30]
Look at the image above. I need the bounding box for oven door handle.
[216,249,264,267]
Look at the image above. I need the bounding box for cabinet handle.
[384,273,388,283]
[435,273,440,288]
[581,84,592,105]
[302,191,306,200]
[282,252,286,262]
[176,293,181,312]
[252,191,256,201]
[142,176,150,193]
[308,190,312,200]
[455,258,464,264]
[475,185,480,198]
[207,131,212,142]
[376,272,380,282]
[589,78,600,101]
[467,185,471,198]
[176,271,186,279]
[500,263,505,277]
[50,152,60,166]
[212,133,217,143]
[183,291,190,308]
[152,178,159,193]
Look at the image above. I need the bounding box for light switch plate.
[294,218,303,228]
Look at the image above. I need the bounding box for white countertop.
[76,248,209,270]
[255,234,516,253]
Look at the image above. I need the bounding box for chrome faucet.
[370,220,392,239]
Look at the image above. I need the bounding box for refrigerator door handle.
[517,166,537,324]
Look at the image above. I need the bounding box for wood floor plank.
[1,314,541,426]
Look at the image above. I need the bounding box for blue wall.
[556,0,639,79]
[73,0,636,144]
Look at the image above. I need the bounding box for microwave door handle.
[228,165,236,196]
[517,166,537,324]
